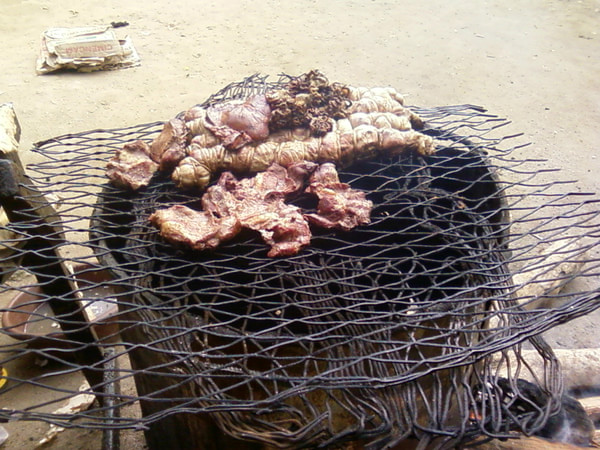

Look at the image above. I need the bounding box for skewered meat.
[304,163,372,231]
[106,140,158,190]
[172,116,434,190]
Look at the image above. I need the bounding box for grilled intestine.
[171,117,433,191]
[169,78,432,190]
[108,72,433,192]
[304,163,372,231]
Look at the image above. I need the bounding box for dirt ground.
[1,0,599,448]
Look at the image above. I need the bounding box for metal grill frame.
[0,75,599,449]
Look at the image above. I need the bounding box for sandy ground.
[1,0,599,448]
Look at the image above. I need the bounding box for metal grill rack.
[1,75,599,449]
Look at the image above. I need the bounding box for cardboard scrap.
[36,26,140,74]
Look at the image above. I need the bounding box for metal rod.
[101,347,120,450]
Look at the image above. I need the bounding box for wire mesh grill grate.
[1,75,599,449]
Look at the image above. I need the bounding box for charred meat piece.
[106,140,158,191]
[151,161,373,256]
[304,163,373,231]
[203,164,312,257]
[151,162,372,256]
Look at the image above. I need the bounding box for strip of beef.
[106,140,158,191]
[204,163,314,257]
[304,163,373,231]
[148,205,241,251]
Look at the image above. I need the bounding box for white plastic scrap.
[0,425,8,445]
[37,383,95,446]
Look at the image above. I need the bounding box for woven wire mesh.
[0,74,599,448]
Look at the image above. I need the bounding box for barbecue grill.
[1,75,599,449]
